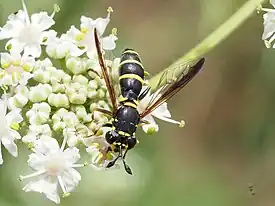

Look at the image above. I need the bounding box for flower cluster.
[261,0,275,48]
[0,1,182,203]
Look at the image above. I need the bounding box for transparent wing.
[140,58,205,118]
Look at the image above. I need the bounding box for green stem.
[149,0,266,90]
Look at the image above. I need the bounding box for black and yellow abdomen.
[119,49,145,102]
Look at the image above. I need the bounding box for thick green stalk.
[149,0,266,90]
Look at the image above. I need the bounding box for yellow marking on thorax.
[122,50,140,57]
[119,73,144,84]
[123,101,137,109]
[119,60,144,70]
[118,131,131,137]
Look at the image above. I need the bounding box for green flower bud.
[72,105,92,122]
[72,75,88,85]
[87,89,97,99]
[66,57,87,74]
[29,84,52,103]
[97,89,105,99]
[146,126,157,135]
[66,82,88,104]
[89,103,98,112]
[48,93,69,108]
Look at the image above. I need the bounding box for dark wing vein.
[94,28,118,112]
[140,58,205,118]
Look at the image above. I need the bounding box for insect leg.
[136,119,151,127]
[138,86,151,101]
[92,108,113,119]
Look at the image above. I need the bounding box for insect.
[248,183,255,196]
[93,28,205,174]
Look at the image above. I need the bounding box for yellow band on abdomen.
[122,50,140,57]
[123,101,137,109]
[119,60,144,70]
[119,73,144,84]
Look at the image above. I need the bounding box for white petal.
[24,44,41,58]
[65,25,81,40]
[22,134,36,144]
[0,52,12,65]
[142,115,159,133]
[152,102,171,118]
[19,72,33,85]
[28,153,46,171]
[63,147,80,164]
[80,16,95,30]
[6,108,23,124]
[61,168,81,192]
[2,134,18,157]
[0,101,7,115]
[31,12,55,31]
[67,134,78,147]
[102,34,117,50]
[5,39,25,54]
[23,178,60,204]
[0,142,3,164]
[94,16,110,35]
[86,47,97,59]
[8,10,26,22]
[34,136,60,154]
[0,19,25,39]
[66,42,85,57]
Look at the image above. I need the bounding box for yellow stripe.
[119,74,144,84]
[118,131,131,137]
[122,50,140,57]
[123,102,137,109]
[119,96,128,102]
[119,60,144,70]
[119,95,138,104]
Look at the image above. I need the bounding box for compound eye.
[127,137,137,149]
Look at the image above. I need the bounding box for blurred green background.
[0,0,272,205]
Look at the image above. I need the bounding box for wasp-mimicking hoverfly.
[93,28,205,174]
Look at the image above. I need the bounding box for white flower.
[65,82,88,104]
[0,0,55,57]
[8,85,29,109]
[48,93,69,108]
[52,108,79,131]
[0,52,34,87]
[33,58,53,83]
[29,83,52,103]
[19,136,83,204]
[261,0,275,47]
[138,89,185,134]
[22,124,52,145]
[65,7,117,59]
[63,128,83,147]
[26,102,51,125]
[0,95,23,164]
[45,30,85,59]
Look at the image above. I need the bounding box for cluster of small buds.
[0,0,183,204]
[260,0,275,48]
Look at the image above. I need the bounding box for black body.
[105,49,144,154]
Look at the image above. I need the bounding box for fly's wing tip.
[196,57,205,68]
